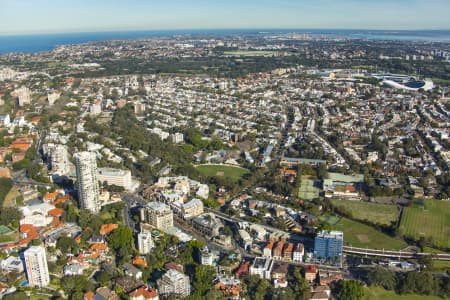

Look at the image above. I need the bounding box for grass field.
[423,246,448,254]
[364,286,444,300]
[196,164,249,182]
[0,225,12,235]
[223,50,279,57]
[298,179,320,200]
[331,200,400,226]
[30,295,51,300]
[3,186,20,207]
[319,215,341,226]
[432,260,450,272]
[0,231,19,243]
[399,200,450,249]
[333,218,407,250]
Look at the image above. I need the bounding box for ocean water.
[0,29,449,54]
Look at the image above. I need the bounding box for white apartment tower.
[89,100,102,115]
[157,269,191,298]
[137,229,155,255]
[74,151,100,213]
[47,92,61,106]
[16,86,32,106]
[51,145,70,176]
[171,133,184,144]
[24,246,50,288]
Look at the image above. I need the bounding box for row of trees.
[367,266,450,298]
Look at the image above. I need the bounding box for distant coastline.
[0,29,449,54]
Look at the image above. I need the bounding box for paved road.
[121,192,147,231]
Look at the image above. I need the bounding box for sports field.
[298,179,320,200]
[364,286,444,300]
[399,200,450,249]
[331,200,400,226]
[196,164,249,182]
[319,215,341,226]
[333,218,407,250]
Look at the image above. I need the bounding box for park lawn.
[423,246,449,254]
[364,286,444,300]
[30,295,51,300]
[331,200,400,226]
[319,215,341,226]
[432,260,450,272]
[399,200,450,249]
[0,232,19,243]
[196,164,249,182]
[333,218,407,250]
[223,50,278,57]
[3,186,20,207]
[0,226,19,243]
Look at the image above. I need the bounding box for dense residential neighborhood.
[0,31,449,300]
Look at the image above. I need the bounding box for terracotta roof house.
[129,285,159,300]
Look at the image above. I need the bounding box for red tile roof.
[48,208,64,217]
[99,224,118,235]
[83,291,94,300]
[129,285,159,300]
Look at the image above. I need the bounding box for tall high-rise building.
[137,229,155,255]
[24,246,50,288]
[313,230,344,261]
[50,144,70,176]
[74,151,100,213]
[16,86,32,107]
[170,133,184,144]
[47,92,61,106]
[89,100,102,115]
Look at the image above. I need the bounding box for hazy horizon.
[1,27,450,37]
[1,0,449,35]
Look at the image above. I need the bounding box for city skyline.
[0,0,449,35]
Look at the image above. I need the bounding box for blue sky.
[0,0,449,35]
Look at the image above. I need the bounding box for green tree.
[108,226,133,252]
[178,240,204,264]
[192,265,216,297]
[367,266,396,290]
[61,275,94,300]
[57,236,79,255]
[95,270,113,286]
[0,178,13,206]
[337,280,365,300]
[204,288,224,300]
[243,275,271,300]
[398,271,438,296]
[289,266,310,299]
[0,207,21,227]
